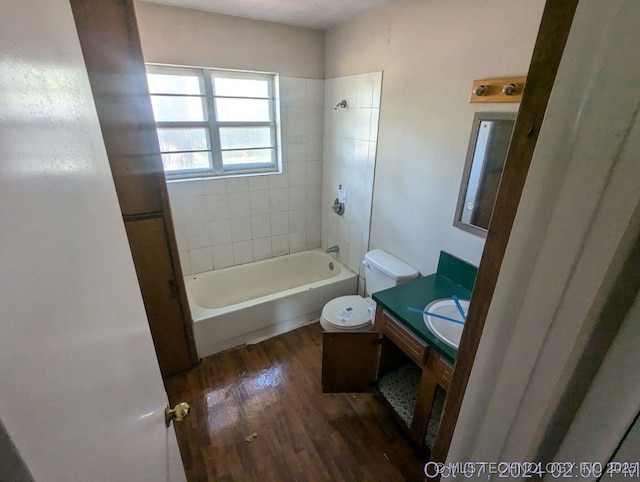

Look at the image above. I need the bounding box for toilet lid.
[321,295,374,329]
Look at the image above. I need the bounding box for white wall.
[325,0,544,274]
[135,1,324,79]
[322,72,382,294]
[135,3,327,274]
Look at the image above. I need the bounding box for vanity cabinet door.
[321,332,382,393]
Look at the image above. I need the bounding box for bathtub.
[185,249,358,358]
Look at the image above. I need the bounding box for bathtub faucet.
[326,245,339,254]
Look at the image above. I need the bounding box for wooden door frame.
[70,0,199,376]
[430,0,579,465]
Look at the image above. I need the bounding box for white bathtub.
[185,249,358,358]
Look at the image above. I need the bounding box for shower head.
[334,100,347,110]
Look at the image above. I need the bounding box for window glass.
[219,127,272,150]
[146,65,280,179]
[161,152,212,172]
[222,149,274,167]
[150,96,207,122]
[147,72,203,95]
[157,128,210,152]
[213,77,269,98]
[215,98,271,122]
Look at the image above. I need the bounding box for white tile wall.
[290,231,306,253]
[251,214,271,239]
[209,220,231,246]
[289,209,305,232]
[270,212,288,235]
[322,72,382,294]
[249,190,270,216]
[270,188,289,212]
[228,192,250,218]
[249,175,270,191]
[253,237,272,261]
[231,217,252,242]
[167,76,324,274]
[233,240,254,265]
[189,247,213,273]
[212,244,234,269]
[272,233,289,256]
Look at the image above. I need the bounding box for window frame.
[146,64,281,180]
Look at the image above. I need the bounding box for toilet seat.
[320,295,375,331]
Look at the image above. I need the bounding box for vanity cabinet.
[322,252,477,453]
[377,308,452,449]
[322,306,452,450]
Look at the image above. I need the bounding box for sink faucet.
[326,245,339,254]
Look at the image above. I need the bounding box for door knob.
[165,402,190,427]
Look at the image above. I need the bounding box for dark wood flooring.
[165,322,427,481]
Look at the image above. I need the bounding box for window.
[146,65,280,179]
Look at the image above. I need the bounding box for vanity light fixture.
[474,85,487,96]
[469,76,526,103]
[502,83,517,95]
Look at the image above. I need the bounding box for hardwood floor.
[165,322,428,481]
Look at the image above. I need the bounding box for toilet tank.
[363,249,419,295]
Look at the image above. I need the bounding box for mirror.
[454,112,516,237]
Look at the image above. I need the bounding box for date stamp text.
[424,461,640,478]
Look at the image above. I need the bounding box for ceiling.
[141,0,396,30]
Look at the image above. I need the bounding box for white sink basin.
[423,298,470,350]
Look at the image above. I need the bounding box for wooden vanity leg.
[410,354,438,445]
[373,305,386,331]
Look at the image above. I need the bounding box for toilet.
[320,249,419,331]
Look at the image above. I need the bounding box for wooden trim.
[129,0,199,369]
[123,211,164,222]
[434,357,453,391]
[429,0,579,468]
[158,208,200,367]
[153,70,200,367]
[469,76,526,103]
[410,363,438,444]
[70,0,199,374]
[382,311,428,366]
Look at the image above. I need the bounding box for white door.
[0,1,186,480]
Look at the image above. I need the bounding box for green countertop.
[372,274,472,364]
